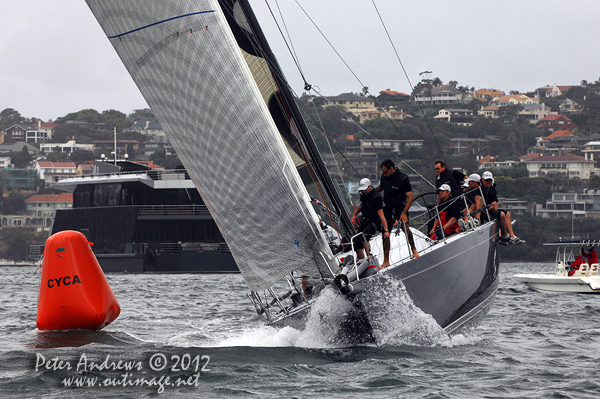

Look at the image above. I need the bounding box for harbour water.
[1,262,599,398]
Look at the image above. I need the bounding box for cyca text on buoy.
[47,275,82,288]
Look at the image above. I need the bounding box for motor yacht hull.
[514,274,600,294]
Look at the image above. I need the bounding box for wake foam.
[213,287,353,348]
[360,274,451,346]
[212,275,480,349]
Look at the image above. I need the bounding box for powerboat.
[514,240,600,294]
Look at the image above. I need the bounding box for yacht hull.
[385,221,499,333]
[271,221,500,335]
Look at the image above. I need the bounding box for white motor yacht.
[514,240,600,294]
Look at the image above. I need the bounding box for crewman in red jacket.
[568,247,598,276]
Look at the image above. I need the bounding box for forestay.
[86,0,336,290]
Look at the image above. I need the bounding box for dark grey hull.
[386,220,500,333]
[271,221,500,335]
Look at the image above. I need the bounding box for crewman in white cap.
[429,184,461,240]
[350,178,390,260]
[480,171,524,245]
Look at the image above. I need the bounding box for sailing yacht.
[85,0,500,335]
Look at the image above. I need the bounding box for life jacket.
[430,199,459,240]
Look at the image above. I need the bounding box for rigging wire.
[311,89,435,188]
[259,0,437,191]
[308,91,357,207]
[370,0,448,168]
[263,0,309,88]
[272,0,307,87]
[288,0,437,184]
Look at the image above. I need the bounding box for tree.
[69,150,95,163]
[3,150,33,168]
[129,109,156,121]
[0,229,45,261]
[118,130,147,143]
[126,143,136,157]
[561,86,586,99]
[0,108,24,131]
[47,152,69,162]
[0,190,26,215]
[498,104,523,124]
[75,109,103,123]
[52,123,92,143]
[102,109,129,132]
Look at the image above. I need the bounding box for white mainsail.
[85,0,336,290]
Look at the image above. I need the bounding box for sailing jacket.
[359,189,384,225]
[380,169,412,210]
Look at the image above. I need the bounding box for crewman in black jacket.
[350,178,390,261]
[376,159,419,266]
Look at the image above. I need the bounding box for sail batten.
[86,0,335,290]
[107,10,215,39]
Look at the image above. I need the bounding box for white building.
[414,85,467,105]
[40,140,94,154]
[25,193,73,219]
[0,157,11,168]
[582,141,600,161]
[522,155,597,179]
[25,121,57,143]
[33,160,77,183]
[360,139,423,153]
[519,103,557,124]
[536,189,600,219]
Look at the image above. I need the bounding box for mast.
[234,0,354,236]
[113,124,117,165]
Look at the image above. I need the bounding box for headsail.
[85,0,337,290]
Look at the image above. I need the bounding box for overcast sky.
[1,0,599,121]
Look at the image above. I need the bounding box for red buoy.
[36,231,120,331]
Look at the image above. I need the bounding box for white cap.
[358,178,371,191]
[482,171,493,180]
[462,180,469,187]
[468,173,481,183]
[439,183,451,192]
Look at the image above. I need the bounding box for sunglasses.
[434,167,441,171]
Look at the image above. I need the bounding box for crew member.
[319,216,342,253]
[429,184,461,240]
[464,173,483,221]
[435,160,467,200]
[569,247,598,276]
[480,171,524,245]
[376,159,419,265]
[350,178,390,260]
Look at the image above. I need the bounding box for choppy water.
[1,263,599,398]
